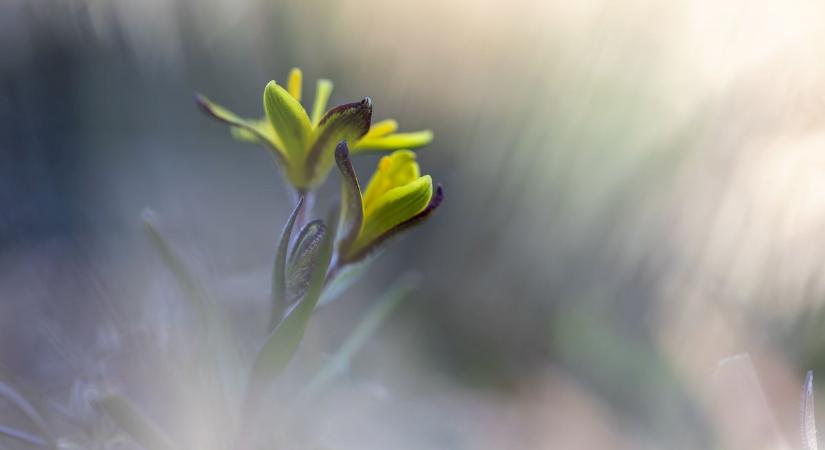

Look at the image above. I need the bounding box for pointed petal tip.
[335,141,351,159]
[194,93,213,114]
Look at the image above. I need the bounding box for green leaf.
[351,130,433,153]
[333,142,364,259]
[270,197,305,330]
[245,222,333,410]
[98,394,180,450]
[318,252,380,307]
[310,79,334,126]
[142,211,240,416]
[142,211,210,328]
[286,220,327,305]
[263,81,313,163]
[300,274,418,401]
[304,98,372,186]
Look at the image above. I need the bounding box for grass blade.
[802,370,818,450]
[0,381,56,449]
[98,394,180,450]
[300,274,417,401]
[0,424,48,447]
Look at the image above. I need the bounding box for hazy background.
[3,0,825,448]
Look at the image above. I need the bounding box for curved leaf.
[286,220,327,304]
[270,197,305,330]
[245,223,333,411]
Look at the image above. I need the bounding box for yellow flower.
[196,68,433,190]
[334,143,443,264]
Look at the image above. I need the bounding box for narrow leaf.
[304,98,372,186]
[142,211,210,327]
[318,253,380,307]
[98,394,180,450]
[802,370,818,450]
[263,81,313,163]
[300,274,417,400]
[142,211,238,416]
[270,197,305,330]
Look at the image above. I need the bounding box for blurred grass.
[4,0,825,447]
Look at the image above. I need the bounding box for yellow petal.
[362,150,420,215]
[363,119,399,139]
[287,67,303,102]
[353,175,433,255]
[351,130,434,153]
[310,79,334,126]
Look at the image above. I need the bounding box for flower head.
[334,142,443,264]
[196,68,433,190]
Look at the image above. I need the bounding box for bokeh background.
[4,0,825,448]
